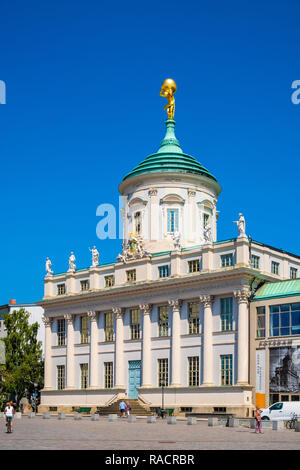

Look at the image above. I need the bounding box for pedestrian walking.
[255,406,263,434]
[119,400,126,418]
[4,402,14,433]
[126,401,131,417]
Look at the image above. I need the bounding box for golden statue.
[160,78,177,119]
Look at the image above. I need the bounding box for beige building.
[39,109,300,417]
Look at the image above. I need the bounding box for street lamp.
[160,378,166,419]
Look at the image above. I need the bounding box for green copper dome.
[122,119,218,183]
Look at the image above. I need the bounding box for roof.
[252,279,300,301]
[122,119,218,184]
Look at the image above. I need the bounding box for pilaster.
[200,295,214,386]
[140,304,153,388]
[168,299,182,387]
[234,288,251,385]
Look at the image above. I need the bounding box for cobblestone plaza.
[1,416,300,450]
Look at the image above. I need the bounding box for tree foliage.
[3,308,44,405]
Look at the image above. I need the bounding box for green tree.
[3,309,44,406]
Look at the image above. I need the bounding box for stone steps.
[97,399,153,416]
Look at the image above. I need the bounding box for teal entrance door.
[128,361,141,399]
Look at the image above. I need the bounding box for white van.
[260,402,300,421]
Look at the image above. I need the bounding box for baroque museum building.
[39,85,300,417]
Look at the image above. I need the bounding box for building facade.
[250,279,300,409]
[39,109,300,417]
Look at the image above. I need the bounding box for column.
[234,288,251,385]
[88,310,98,389]
[200,295,214,386]
[64,314,75,389]
[140,304,152,387]
[113,308,125,388]
[169,300,182,387]
[42,316,53,390]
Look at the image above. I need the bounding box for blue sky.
[0,0,300,304]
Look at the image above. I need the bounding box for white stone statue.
[172,231,181,251]
[203,223,212,244]
[233,213,246,237]
[68,251,76,272]
[89,246,99,267]
[45,257,53,276]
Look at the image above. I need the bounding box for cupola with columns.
[118,79,221,253]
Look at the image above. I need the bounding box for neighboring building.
[250,279,300,409]
[39,102,300,417]
[0,300,45,354]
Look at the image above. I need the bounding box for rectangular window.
[57,319,66,346]
[221,355,233,386]
[126,269,136,282]
[203,213,210,227]
[290,267,298,279]
[221,297,233,331]
[80,363,88,389]
[159,265,170,278]
[158,306,169,337]
[105,312,114,342]
[134,211,142,235]
[188,302,199,334]
[80,316,89,344]
[130,308,140,340]
[256,306,266,338]
[188,259,200,273]
[104,362,113,389]
[105,275,115,287]
[188,356,199,386]
[270,303,300,336]
[57,365,65,390]
[221,254,233,267]
[158,358,168,387]
[271,261,280,275]
[80,279,89,291]
[167,209,179,233]
[251,255,260,269]
[57,284,66,295]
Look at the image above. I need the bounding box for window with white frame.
[167,208,179,233]
[130,308,140,340]
[57,318,66,346]
[251,255,260,269]
[220,355,233,385]
[104,362,113,389]
[188,356,199,386]
[80,363,88,389]
[221,254,233,267]
[290,267,298,279]
[80,279,89,291]
[158,305,169,337]
[221,297,233,331]
[126,269,136,282]
[188,302,199,334]
[57,284,66,295]
[158,358,169,387]
[105,275,115,287]
[57,365,65,390]
[105,312,114,342]
[134,211,142,235]
[159,265,170,278]
[271,261,280,275]
[188,259,200,273]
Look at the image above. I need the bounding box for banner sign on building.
[256,349,266,408]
